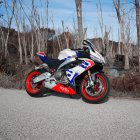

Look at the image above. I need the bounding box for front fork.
[88,70,94,86]
[87,70,98,87]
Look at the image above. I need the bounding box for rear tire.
[80,72,110,103]
[25,69,47,97]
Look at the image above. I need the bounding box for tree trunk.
[118,28,121,54]
[113,0,129,70]
[3,0,16,59]
[135,0,140,72]
[30,34,34,60]
[62,20,69,48]
[75,0,83,48]
[17,31,23,64]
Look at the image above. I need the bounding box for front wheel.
[80,72,110,103]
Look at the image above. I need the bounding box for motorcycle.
[25,40,110,103]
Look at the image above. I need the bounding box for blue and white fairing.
[65,59,95,85]
[58,49,77,60]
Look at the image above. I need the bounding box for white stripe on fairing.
[78,58,91,61]
[71,66,85,75]
[58,57,76,69]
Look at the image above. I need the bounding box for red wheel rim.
[26,71,43,94]
[82,74,107,101]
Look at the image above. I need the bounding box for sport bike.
[25,40,110,103]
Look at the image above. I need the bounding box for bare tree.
[75,0,83,48]
[62,20,69,48]
[0,0,16,59]
[72,17,78,49]
[97,0,105,52]
[113,0,130,70]
[135,0,140,71]
[50,14,62,54]
[41,0,49,52]
[104,26,111,57]
[118,28,121,54]
[21,16,28,64]
[13,0,23,64]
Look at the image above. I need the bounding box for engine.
[54,69,68,84]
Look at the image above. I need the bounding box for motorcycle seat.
[43,56,65,69]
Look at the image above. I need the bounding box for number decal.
[66,70,78,84]
[80,61,91,69]
[66,70,76,81]
[66,60,94,85]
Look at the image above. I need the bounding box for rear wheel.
[25,70,46,97]
[80,72,110,103]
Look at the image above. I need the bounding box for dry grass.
[110,89,140,98]
[0,73,22,89]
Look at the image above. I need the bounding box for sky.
[0,0,137,42]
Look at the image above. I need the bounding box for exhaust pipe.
[33,72,51,83]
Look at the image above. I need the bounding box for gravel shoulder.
[0,88,140,140]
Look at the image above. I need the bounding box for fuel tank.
[58,49,77,60]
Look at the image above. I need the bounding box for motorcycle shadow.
[43,91,81,100]
[42,90,109,104]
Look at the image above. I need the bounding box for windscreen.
[83,40,96,52]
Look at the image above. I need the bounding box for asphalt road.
[0,88,140,140]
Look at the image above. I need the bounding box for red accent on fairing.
[52,84,76,95]
[82,74,107,101]
[85,60,95,70]
[26,71,43,94]
[37,51,46,56]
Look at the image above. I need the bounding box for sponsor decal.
[60,86,69,93]
[52,84,76,95]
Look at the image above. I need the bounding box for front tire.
[80,72,110,103]
[25,70,46,97]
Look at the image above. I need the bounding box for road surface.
[0,88,140,140]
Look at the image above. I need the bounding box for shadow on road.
[41,90,109,104]
[43,91,81,100]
